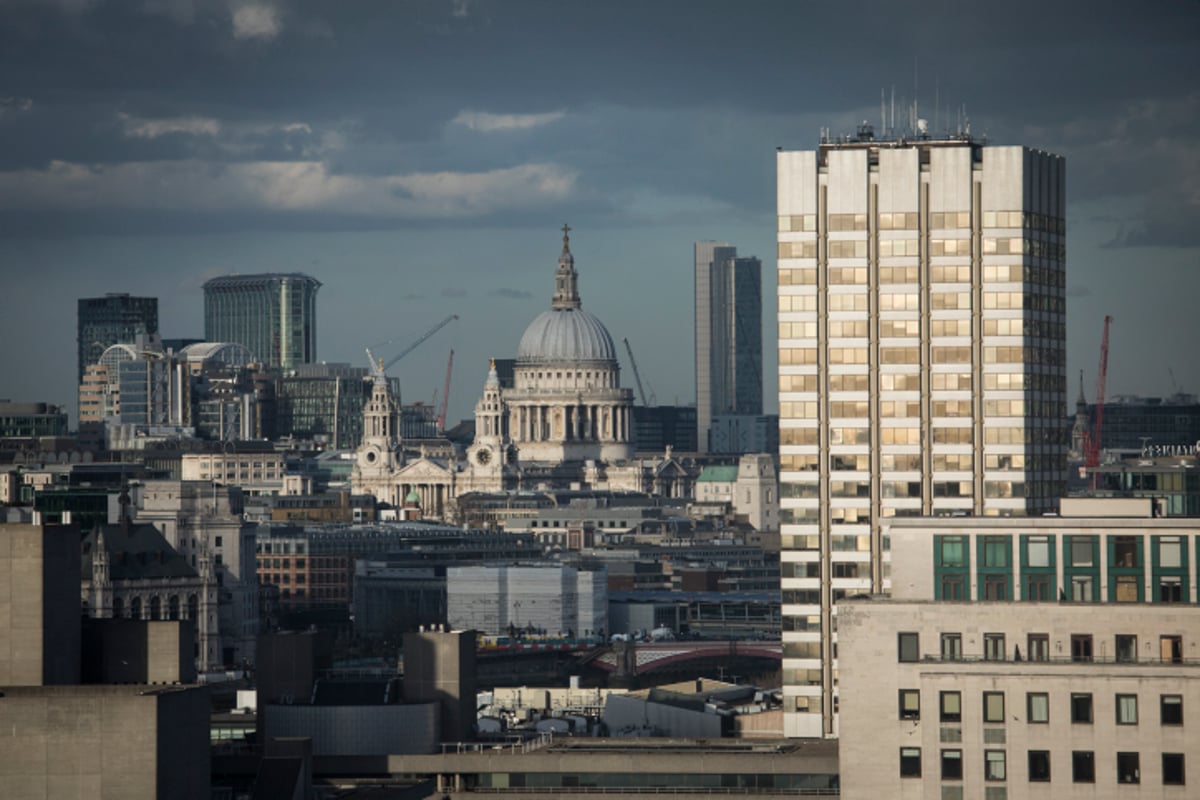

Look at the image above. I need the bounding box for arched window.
[131,596,142,619]
[113,597,124,618]
[168,595,180,621]
[149,596,161,621]
[187,594,199,621]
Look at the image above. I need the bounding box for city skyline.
[0,1,1197,425]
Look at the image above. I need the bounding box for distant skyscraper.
[76,293,158,382]
[203,273,321,369]
[776,131,1067,737]
[694,243,763,453]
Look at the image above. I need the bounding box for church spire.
[552,223,581,310]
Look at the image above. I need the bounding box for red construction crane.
[437,349,454,432]
[1083,315,1113,468]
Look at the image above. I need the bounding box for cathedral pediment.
[395,458,453,480]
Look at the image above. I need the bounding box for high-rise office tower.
[695,243,763,453]
[76,294,158,382]
[776,129,1067,737]
[203,273,321,369]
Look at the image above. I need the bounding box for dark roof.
[312,678,398,706]
[252,757,303,800]
[82,521,197,580]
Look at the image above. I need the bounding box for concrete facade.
[0,684,209,800]
[403,628,477,743]
[777,135,1068,737]
[838,601,1198,799]
[0,523,81,685]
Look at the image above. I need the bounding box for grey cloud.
[487,287,532,299]
[441,287,468,298]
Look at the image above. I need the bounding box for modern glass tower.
[776,129,1067,737]
[76,294,158,383]
[694,242,763,453]
[203,273,320,369]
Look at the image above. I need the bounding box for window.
[984,633,1006,661]
[942,749,963,780]
[941,575,966,599]
[985,750,1007,781]
[1116,694,1138,725]
[940,536,966,567]
[1070,575,1094,601]
[1026,536,1051,567]
[899,689,921,720]
[1028,750,1051,782]
[1116,634,1137,663]
[983,692,1005,723]
[1117,752,1140,784]
[1160,576,1184,602]
[1112,574,1139,603]
[941,633,963,661]
[1071,634,1093,662]
[898,632,919,662]
[1163,753,1185,786]
[983,575,1008,600]
[1024,574,1051,601]
[1113,536,1139,567]
[1069,537,1095,567]
[982,536,1009,567]
[1027,692,1049,723]
[1027,634,1049,662]
[900,747,922,777]
[1071,693,1093,723]
[1159,536,1183,568]
[1161,635,1183,663]
[941,691,962,722]
[1161,694,1183,725]
[1072,751,1095,783]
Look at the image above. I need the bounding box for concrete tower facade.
[694,243,763,453]
[776,131,1067,737]
[202,273,320,369]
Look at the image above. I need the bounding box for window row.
[898,687,1184,726]
[899,631,1187,665]
[900,748,1184,785]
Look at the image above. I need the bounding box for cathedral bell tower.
[355,366,403,480]
[468,358,509,475]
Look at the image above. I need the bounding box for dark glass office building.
[203,273,320,369]
[77,294,158,382]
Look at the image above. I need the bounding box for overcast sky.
[1,0,1197,426]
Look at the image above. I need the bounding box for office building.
[695,242,763,453]
[76,293,158,383]
[837,498,1199,798]
[0,402,68,439]
[202,272,320,368]
[273,362,383,449]
[777,129,1067,737]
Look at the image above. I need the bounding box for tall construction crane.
[364,314,459,377]
[437,350,454,432]
[623,338,655,406]
[1083,315,1113,469]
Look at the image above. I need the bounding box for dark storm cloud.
[1,0,1195,237]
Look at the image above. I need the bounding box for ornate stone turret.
[552,223,581,310]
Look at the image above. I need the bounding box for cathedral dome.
[517,307,617,364]
[515,225,618,366]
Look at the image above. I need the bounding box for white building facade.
[777,132,1067,737]
[447,564,608,638]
